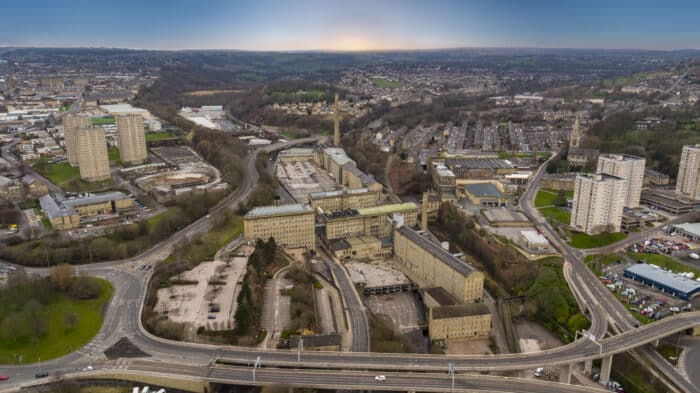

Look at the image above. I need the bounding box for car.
[374,375,386,381]
[35,372,49,378]
[0,375,8,381]
[534,367,544,377]
[83,365,93,371]
[207,315,216,320]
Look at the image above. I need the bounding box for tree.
[554,190,568,207]
[49,263,75,292]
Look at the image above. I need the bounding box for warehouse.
[624,263,700,300]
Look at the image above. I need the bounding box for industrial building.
[596,154,646,208]
[322,202,418,240]
[62,114,91,166]
[341,163,383,193]
[277,147,314,163]
[39,192,136,230]
[116,114,148,165]
[640,189,700,215]
[570,173,626,235]
[421,287,491,340]
[309,188,378,212]
[463,182,508,206]
[670,223,700,241]
[393,226,484,304]
[243,204,315,249]
[518,230,551,253]
[676,144,700,199]
[77,125,111,182]
[330,236,390,260]
[624,263,700,300]
[315,147,355,181]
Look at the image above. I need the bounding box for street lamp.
[252,356,261,384]
[448,362,455,392]
[297,337,304,364]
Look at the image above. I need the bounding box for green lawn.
[585,254,621,275]
[90,116,115,125]
[0,278,113,364]
[628,252,700,276]
[535,189,573,208]
[569,231,627,249]
[34,154,117,191]
[539,207,571,224]
[370,78,402,88]
[33,158,80,186]
[145,131,175,142]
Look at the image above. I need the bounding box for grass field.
[569,231,627,249]
[145,131,175,141]
[628,252,700,276]
[33,158,80,186]
[535,189,573,207]
[0,278,112,364]
[539,207,571,224]
[90,116,115,125]
[370,78,402,88]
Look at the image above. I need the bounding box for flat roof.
[358,202,417,216]
[278,147,314,156]
[40,191,130,220]
[521,230,549,244]
[245,203,312,219]
[324,147,354,166]
[599,153,645,162]
[423,287,457,307]
[444,158,514,170]
[624,263,700,295]
[465,183,502,198]
[309,188,370,199]
[672,223,700,238]
[396,226,475,276]
[431,303,490,319]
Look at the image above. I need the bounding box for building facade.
[570,173,626,235]
[63,114,91,166]
[676,144,700,199]
[393,226,484,303]
[77,126,111,182]
[322,203,418,240]
[596,154,646,208]
[309,188,378,212]
[116,114,148,165]
[243,204,315,249]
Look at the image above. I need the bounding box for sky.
[2,0,700,51]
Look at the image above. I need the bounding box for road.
[2,141,700,392]
[519,153,699,393]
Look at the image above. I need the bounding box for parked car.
[534,367,544,378]
[35,372,48,378]
[0,376,8,381]
[374,375,386,381]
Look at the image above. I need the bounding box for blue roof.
[624,263,700,296]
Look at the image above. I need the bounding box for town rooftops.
[465,183,502,198]
[624,263,700,297]
[431,303,490,319]
[245,203,312,219]
[396,226,475,276]
[357,202,417,216]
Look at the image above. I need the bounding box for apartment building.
[570,173,626,235]
[116,114,148,165]
[596,153,646,207]
[243,204,315,249]
[77,126,111,182]
[676,144,700,199]
[63,114,91,166]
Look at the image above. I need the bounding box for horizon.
[3,0,700,51]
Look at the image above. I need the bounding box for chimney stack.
[421,191,429,232]
[333,93,340,146]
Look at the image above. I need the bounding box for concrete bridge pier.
[559,363,572,384]
[583,360,593,375]
[599,355,614,386]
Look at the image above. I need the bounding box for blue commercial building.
[624,263,700,300]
